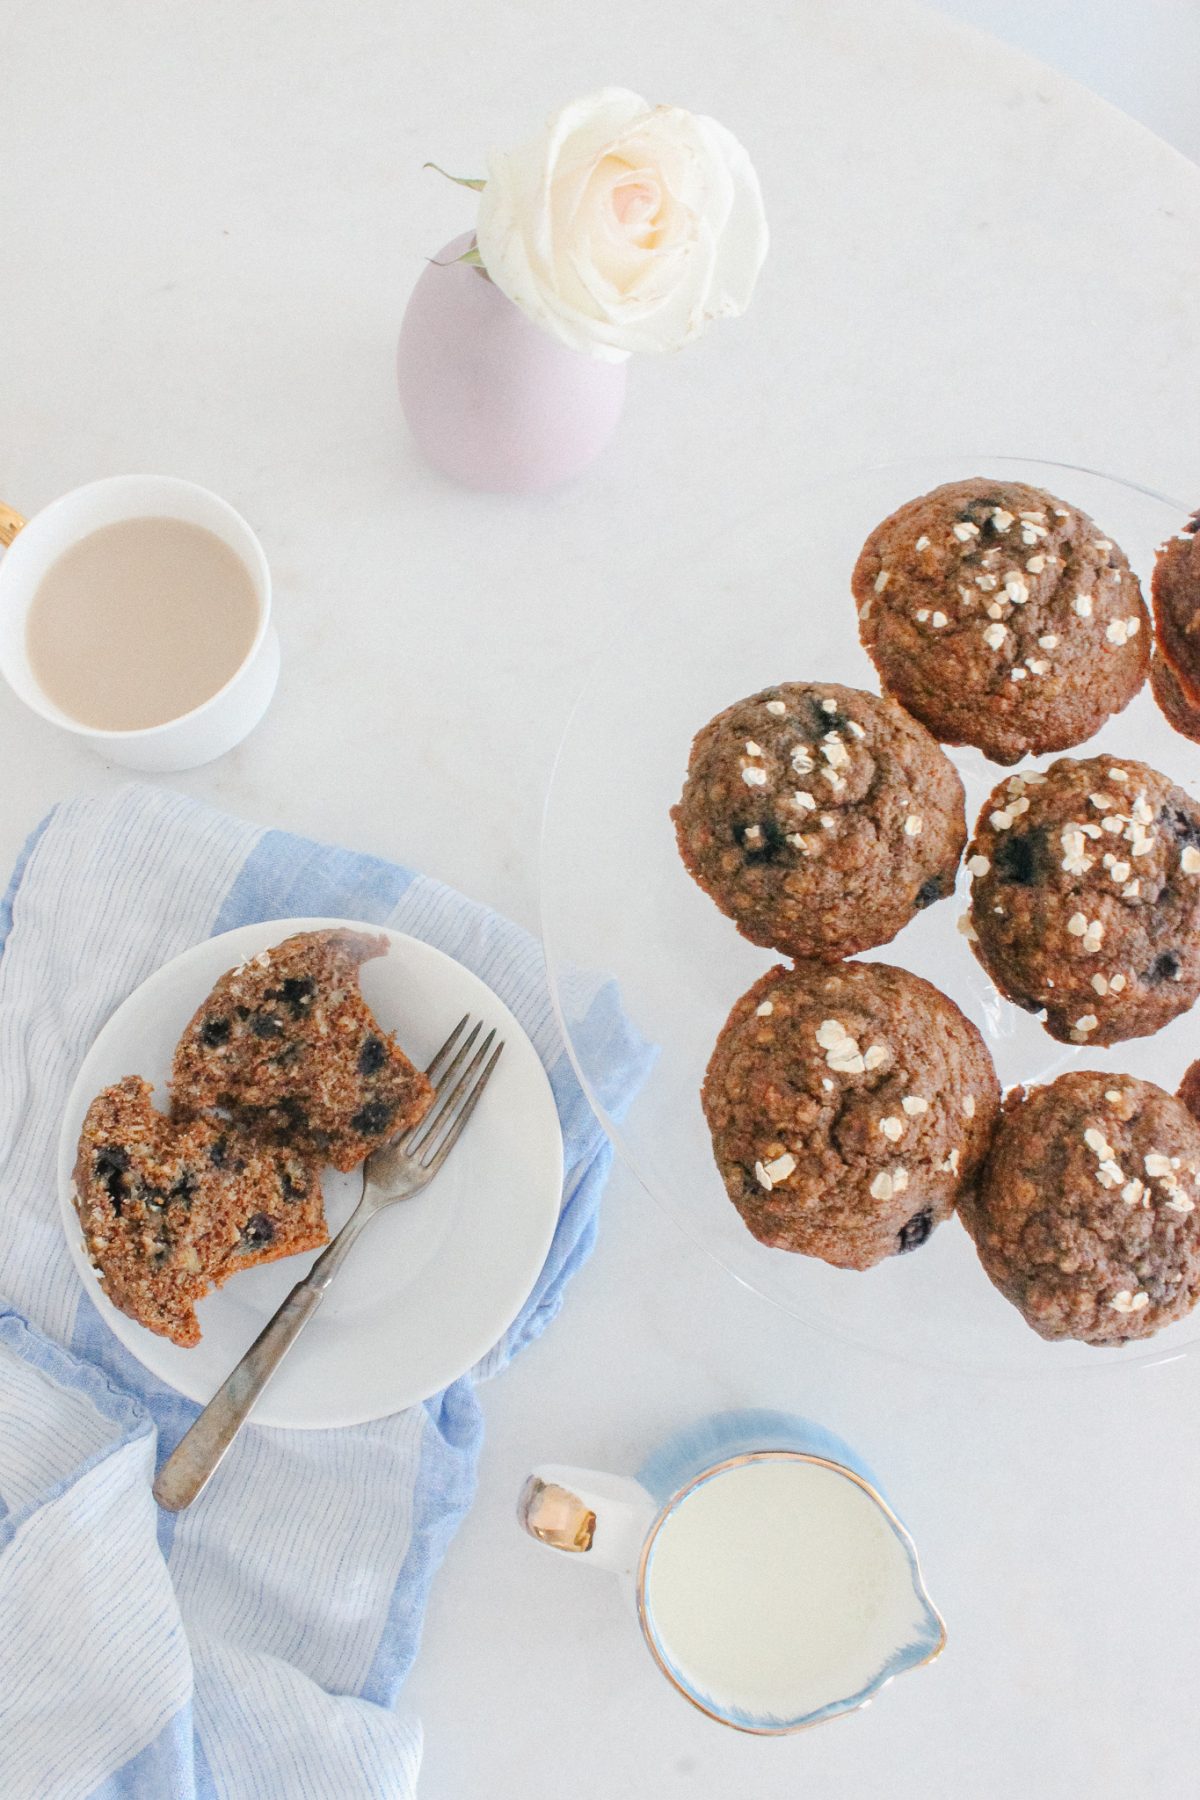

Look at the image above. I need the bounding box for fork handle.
[152,1205,371,1512]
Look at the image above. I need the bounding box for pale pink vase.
[397,235,627,494]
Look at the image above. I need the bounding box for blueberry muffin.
[671,682,966,960]
[964,757,1200,1045]
[1150,652,1200,744]
[701,960,1000,1269]
[852,479,1149,764]
[1151,514,1200,704]
[172,930,433,1172]
[1150,519,1200,742]
[962,1071,1200,1345]
[74,1076,326,1346]
[1178,1058,1200,1125]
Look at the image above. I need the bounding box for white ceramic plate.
[542,456,1199,1377]
[59,917,563,1428]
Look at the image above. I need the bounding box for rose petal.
[690,112,770,318]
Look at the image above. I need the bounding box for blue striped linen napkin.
[0,784,650,1800]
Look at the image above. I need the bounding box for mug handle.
[517,1464,657,1576]
[0,504,25,547]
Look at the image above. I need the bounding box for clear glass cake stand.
[541,455,1196,1376]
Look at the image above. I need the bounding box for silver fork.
[153,1015,503,1512]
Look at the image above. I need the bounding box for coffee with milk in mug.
[26,516,260,731]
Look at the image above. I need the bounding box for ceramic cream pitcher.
[518,1409,945,1734]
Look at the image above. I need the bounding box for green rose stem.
[422,164,488,268]
[422,162,485,190]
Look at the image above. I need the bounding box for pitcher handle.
[517,1464,656,1576]
[0,504,25,547]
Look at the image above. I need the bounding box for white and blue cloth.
[0,785,649,1800]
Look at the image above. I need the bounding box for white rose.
[475,88,768,361]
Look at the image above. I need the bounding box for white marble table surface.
[4,1,1200,1793]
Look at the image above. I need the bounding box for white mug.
[518,1410,945,1735]
[0,475,280,773]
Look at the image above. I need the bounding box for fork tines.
[407,1014,504,1175]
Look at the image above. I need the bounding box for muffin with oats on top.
[964,756,1200,1046]
[963,1071,1200,1345]
[1149,512,1200,742]
[853,478,1149,764]
[672,681,965,960]
[702,959,999,1269]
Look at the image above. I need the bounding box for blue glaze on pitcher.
[636,1407,885,1501]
